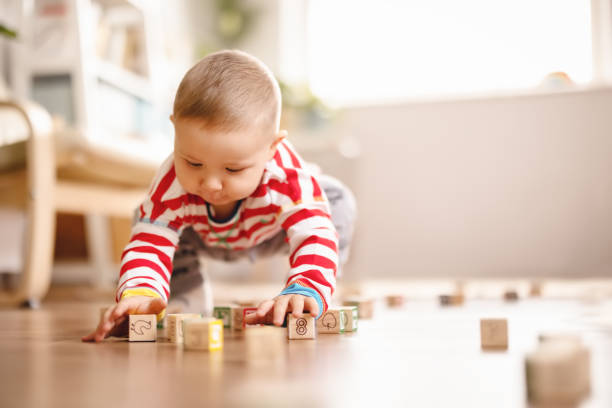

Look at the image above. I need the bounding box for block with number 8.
[287,314,316,339]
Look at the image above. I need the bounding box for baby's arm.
[246,168,338,325]
[245,210,337,326]
[83,157,185,341]
[82,223,178,342]
[82,222,178,342]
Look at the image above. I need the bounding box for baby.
[83,50,356,342]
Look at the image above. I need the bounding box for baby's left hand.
[243,294,319,326]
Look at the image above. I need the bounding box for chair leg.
[17,193,56,305]
[85,214,116,289]
[0,101,54,306]
[20,299,41,309]
[0,196,56,306]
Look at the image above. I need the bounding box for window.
[307,0,593,106]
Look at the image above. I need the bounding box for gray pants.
[169,174,357,296]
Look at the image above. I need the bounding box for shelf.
[31,59,76,76]
[95,59,154,102]
[93,0,143,10]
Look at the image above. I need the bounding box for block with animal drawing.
[128,314,157,342]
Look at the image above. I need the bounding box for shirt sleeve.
[115,158,185,303]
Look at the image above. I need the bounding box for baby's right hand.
[81,296,166,343]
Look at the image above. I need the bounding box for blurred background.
[1,0,612,302]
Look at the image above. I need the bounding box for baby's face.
[172,117,279,207]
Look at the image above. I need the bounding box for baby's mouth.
[202,193,225,204]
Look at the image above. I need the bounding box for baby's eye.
[225,167,244,173]
[186,160,202,168]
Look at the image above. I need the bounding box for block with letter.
[213,305,234,328]
[288,314,316,340]
[166,313,201,343]
[129,314,157,342]
[339,306,358,332]
[316,308,345,334]
[480,318,508,350]
[183,318,224,351]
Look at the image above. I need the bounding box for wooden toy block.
[183,318,224,351]
[439,294,464,306]
[529,282,542,297]
[439,295,451,306]
[525,340,591,406]
[339,306,358,332]
[213,305,233,328]
[503,290,519,302]
[386,295,405,308]
[287,314,316,339]
[231,306,245,331]
[129,314,157,342]
[480,318,508,350]
[316,309,345,334]
[166,313,201,343]
[343,298,374,319]
[451,293,464,305]
[537,333,591,396]
[230,306,258,331]
[245,326,286,361]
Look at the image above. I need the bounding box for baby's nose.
[200,176,222,191]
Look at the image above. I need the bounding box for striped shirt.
[116,139,338,314]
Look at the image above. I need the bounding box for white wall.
[312,88,612,279]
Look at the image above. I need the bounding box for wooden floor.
[1,286,612,408]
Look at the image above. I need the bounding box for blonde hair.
[173,50,281,133]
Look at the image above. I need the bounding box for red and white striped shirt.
[116,139,338,313]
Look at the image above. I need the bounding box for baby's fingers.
[82,313,114,343]
[81,330,97,342]
[141,297,166,315]
[289,296,304,318]
[273,296,290,326]
[256,300,274,319]
[244,301,270,325]
[304,297,320,319]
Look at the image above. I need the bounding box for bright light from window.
[307,0,593,106]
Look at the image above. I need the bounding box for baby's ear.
[269,130,287,154]
[169,114,175,124]
[276,129,288,143]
